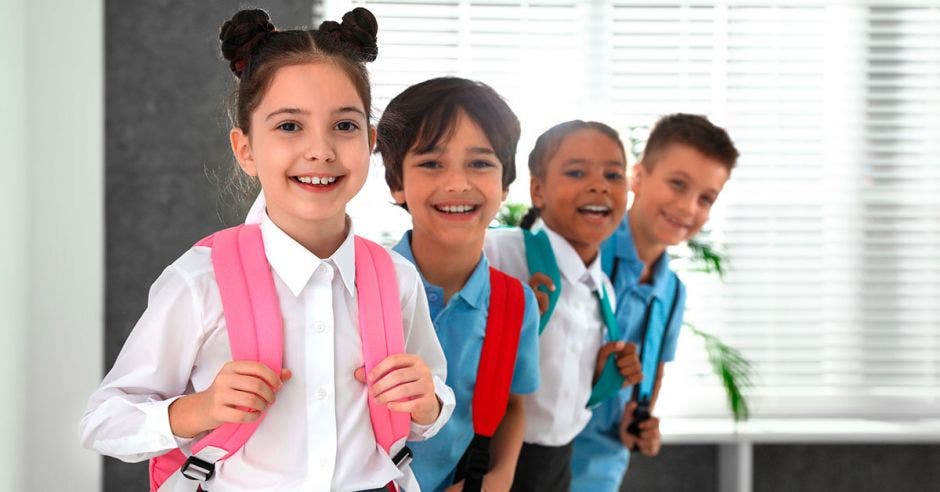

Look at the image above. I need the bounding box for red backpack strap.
[473,267,525,435]
[149,224,284,491]
[455,267,526,491]
[354,236,412,465]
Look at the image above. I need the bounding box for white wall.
[0,0,104,490]
[1,0,29,488]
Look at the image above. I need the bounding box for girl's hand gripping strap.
[149,225,284,491]
[456,268,526,492]
[522,229,561,334]
[354,237,411,463]
[586,286,623,408]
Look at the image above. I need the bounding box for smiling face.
[630,143,730,248]
[532,128,628,263]
[391,110,507,251]
[230,62,373,239]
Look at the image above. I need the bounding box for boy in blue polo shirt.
[570,114,739,490]
[376,77,540,492]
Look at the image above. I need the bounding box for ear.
[230,128,257,177]
[530,175,545,209]
[501,187,509,203]
[390,187,407,208]
[368,125,377,152]
[630,163,645,195]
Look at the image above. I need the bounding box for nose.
[675,192,697,216]
[444,166,471,192]
[588,171,610,194]
[304,129,336,162]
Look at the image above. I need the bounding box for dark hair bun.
[220,9,276,77]
[316,7,378,63]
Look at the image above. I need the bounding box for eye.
[418,160,442,169]
[470,159,497,169]
[277,121,300,132]
[699,194,716,208]
[564,169,585,179]
[605,170,626,181]
[669,179,686,191]
[335,120,360,132]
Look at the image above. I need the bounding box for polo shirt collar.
[393,230,489,310]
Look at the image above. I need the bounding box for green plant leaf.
[688,322,754,421]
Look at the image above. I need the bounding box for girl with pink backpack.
[81,8,454,491]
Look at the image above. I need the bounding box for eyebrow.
[265,106,366,121]
[563,158,625,167]
[412,146,496,156]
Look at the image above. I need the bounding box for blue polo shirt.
[394,232,541,492]
[570,215,687,491]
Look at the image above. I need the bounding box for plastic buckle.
[180,455,215,482]
[627,400,652,450]
[392,446,413,470]
[463,434,492,479]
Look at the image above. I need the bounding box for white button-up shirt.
[484,224,613,446]
[82,212,455,491]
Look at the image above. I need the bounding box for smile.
[577,204,611,217]
[433,204,479,214]
[294,175,338,186]
[661,210,691,228]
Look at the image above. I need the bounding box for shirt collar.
[539,221,606,292]
[611,214,673,301]
[255,208,357,298]
[393,230,489,310]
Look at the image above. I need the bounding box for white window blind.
[322,0,940,419]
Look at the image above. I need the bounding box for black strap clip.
[392,445,413,470]
[180,455,215,482]
[454,434,492,492]
[627,399,652,451]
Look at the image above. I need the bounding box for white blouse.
[81,212,455,491]
[484,224,613,447]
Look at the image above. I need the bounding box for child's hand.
[445,475,506,492]
[354,354,441,425]
[593,341,642,386]
[618,401,662,456]
[169,361,291,438]
[527,272,555,315]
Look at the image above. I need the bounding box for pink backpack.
[149,224,411,491]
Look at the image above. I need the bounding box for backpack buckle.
[461,434,492,480]
[180,455,215,482]
[392,445,413,470]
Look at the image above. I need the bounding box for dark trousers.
[510,441,574,492]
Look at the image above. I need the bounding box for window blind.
[322,0,940,418]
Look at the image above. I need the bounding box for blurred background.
[3,0,939,490]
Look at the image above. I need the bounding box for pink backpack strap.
[354,236,411,463]
[149,224,283,491]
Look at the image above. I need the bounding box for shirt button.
[315,263,334,280]
[314,321,326,333]
[315,388,327,400]
[429,293,438,302]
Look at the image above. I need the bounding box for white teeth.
[438,205,474,213]
[581,205,610,213]
[297,176,337,185]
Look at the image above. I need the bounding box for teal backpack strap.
[586,285,623,408]
[522,228,561,334]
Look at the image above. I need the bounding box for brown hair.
[376,77,521,195]
[219,8,379,133]
[641,113,738,171]
[520,120,625,229]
